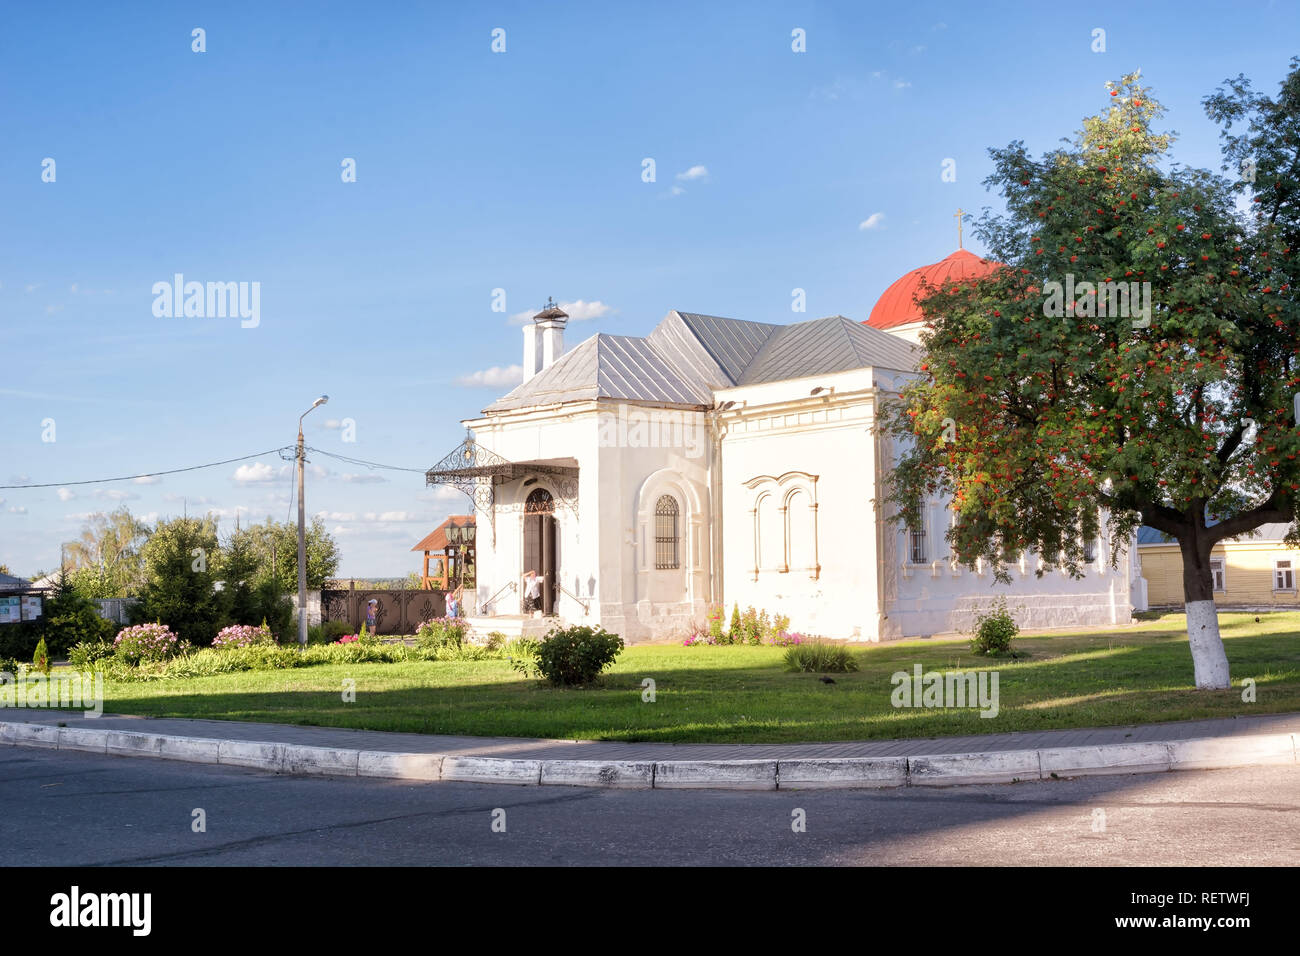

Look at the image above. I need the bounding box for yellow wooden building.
[1138,523,1300,608]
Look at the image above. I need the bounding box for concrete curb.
[1,720,1295,791]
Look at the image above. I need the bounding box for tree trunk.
[1180,534,1230,690]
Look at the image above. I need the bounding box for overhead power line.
[0,447,296,490]
[306,447,429,475]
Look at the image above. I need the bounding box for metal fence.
[320,588,447,635]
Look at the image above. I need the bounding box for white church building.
[429,251,1143,643]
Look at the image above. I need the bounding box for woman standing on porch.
[522,569,542,614]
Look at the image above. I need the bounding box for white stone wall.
[717,368,881,640]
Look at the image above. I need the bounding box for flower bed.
[113,623,180,664]
[212,623,275,650]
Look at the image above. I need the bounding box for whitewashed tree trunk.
[1180,536,1230,690]
[1185,599,1230,690]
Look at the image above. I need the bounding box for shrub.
[727,603,742,643]
[113,622,181,665]
[783,641,859,673]
[707,605,725,642]
[532,625,623,686]
[969,598,1019,655]
[482,631,507,651]
[212,623,275,650]
[32,638,50,675]
[68,639,117,671]
[416,617,469,651]
[767,630,805,646]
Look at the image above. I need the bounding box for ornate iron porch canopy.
[425,439,579,523]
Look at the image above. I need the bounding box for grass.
[83,611,1300,744]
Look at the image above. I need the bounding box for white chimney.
[522,322,542,383]
[524,297,567,382]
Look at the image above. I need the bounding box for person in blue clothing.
[446,590,460,618]
[364,599,378,633]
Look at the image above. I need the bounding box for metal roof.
[482,310,917,414]
[739,315,918,385]
[1137,522,1296,546]
[483,333,713,413]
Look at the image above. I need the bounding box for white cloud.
[362,511,424,522]
[8,506,26,514]
[893,78,911,90]
[314,511,357,521]
[133,475,162,485]
[322,419,342,430]
[561,300,612,321]
[669,185,685,197]
[232,462,276,483]
[858,213,886,231]
[419,486,466,504]
[340,472,387,484]
[457,364,524,388]
[163,493,214,505]
[676,165,709,182]
[91,488,136,501]
[57,488,75,502]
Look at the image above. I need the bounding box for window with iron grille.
[1083,537,1097,563]
[909,526,926,564]
[655,495,680,569]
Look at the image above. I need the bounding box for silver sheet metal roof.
[482,310,918,414]
[739,315,918,385]
[484,333,712,413]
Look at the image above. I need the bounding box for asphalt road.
[2,746,1297,866]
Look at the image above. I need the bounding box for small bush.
[68,639,117,671]
[416,617,469,651]
[482,631,507,651]
[212,623,275,650]
[969,598,1019,656]
[32,638,50,675]
[308,620,352,644]
[113,623,181,665]
[532,625,623,686]
[783,641,859,673]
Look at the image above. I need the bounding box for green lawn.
[91,611,1300,744]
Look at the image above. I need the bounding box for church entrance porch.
[522,488,558,616]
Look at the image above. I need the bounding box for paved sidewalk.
[10,707,1300,761]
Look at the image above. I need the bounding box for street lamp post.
[297,395,329,646]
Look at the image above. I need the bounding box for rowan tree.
[883,65,1299,689]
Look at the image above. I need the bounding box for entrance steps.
[463,614,557,642]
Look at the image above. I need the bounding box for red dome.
[866,249,1003,330]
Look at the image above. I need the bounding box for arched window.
[525,488,554,514]
[787,490,813,570]
[654,495,680,569]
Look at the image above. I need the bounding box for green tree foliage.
[134,516,223,646]
[228,517,341,593]
[882,66,1299,689]
[60,507,150,597]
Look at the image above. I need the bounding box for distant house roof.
[483,310,918,414]
[0,572,33,591]
[1137,522,1295,546]
[411,515,475,553]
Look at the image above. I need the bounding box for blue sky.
[1,0,1295,577]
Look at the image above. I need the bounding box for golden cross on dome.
[954,208,965,249]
